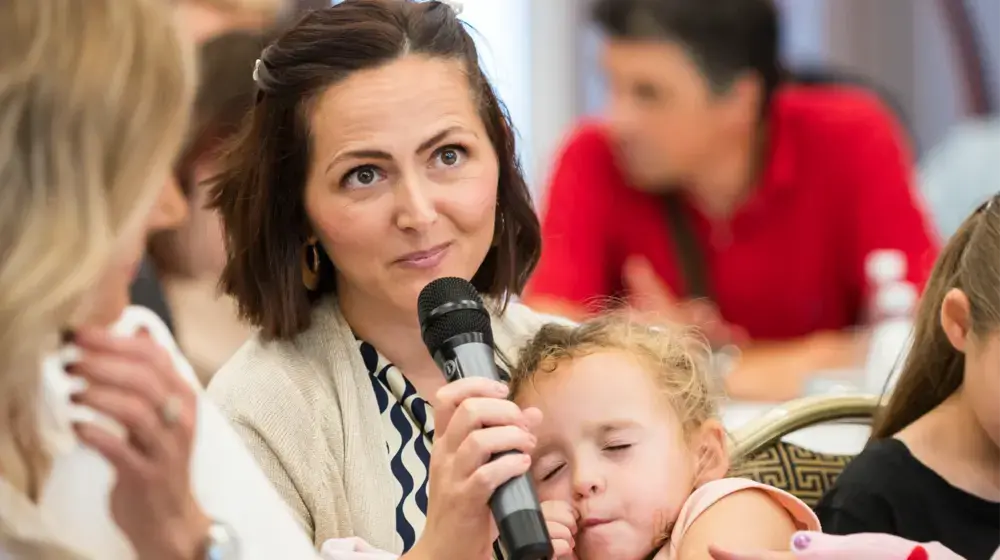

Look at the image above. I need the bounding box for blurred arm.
[723,331,868,401]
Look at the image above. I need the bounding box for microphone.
[418,278,553,560]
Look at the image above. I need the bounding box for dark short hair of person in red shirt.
[524,0,941,401]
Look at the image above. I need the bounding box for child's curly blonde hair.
[509,313,722,436]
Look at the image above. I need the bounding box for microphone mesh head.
[417,277,493,353]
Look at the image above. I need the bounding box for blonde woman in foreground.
[0,0,315,558]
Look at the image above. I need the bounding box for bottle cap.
[866,249,907,285]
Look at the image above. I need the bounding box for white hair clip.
[441,0,463,15]
[975,192,999,215]
[253,59,263,83]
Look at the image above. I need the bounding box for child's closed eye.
[604,443,632,452]
[540,463,564,482]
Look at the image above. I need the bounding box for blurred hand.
[622,257,749,347]
[70,327,209,560]
[408,378,540,560]
[541,500,578,559]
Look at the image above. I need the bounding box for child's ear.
[692,419,729,486]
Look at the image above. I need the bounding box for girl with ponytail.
[815,194,1000,559]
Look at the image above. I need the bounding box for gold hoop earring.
[302,237,320,291]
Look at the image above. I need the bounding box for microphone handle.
[489,464,553,560]
[433,335,554,560]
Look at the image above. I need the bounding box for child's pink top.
[663,477,821,558]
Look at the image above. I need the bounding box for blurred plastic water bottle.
[863,250,917,395]
[802,250,916,398]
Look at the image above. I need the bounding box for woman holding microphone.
[208,0,558,557]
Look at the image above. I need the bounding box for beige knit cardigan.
[207,298,558,553]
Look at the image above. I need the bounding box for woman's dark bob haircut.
[210,0,541,341]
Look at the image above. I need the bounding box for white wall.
[460,0,582,200]
[457,0,536,192]
[527,0,582,199]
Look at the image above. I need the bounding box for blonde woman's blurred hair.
[0,0,194,497]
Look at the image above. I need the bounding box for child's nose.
[571,466,606,498]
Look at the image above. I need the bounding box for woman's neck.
[337,290,446,400]
[897,388,1000,501]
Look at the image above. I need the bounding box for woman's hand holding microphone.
[68,326,210,560]
[405,377,541,560]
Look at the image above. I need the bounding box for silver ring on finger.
[160,394,183,427]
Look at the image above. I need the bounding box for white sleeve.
[49,306,322,559]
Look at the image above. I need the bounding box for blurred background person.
[130,0,287,337]
[147,32,264,383]
[524,0,940,401]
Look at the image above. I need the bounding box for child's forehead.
[529,350,662,398]
[561,349,653,376]
[519,350,687,438]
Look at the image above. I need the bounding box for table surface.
[722,400,872,456]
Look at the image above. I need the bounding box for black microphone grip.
[433,334,553,560]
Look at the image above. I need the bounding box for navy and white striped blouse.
[359,340,506,558]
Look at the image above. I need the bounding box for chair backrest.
[729,394,881,459]
[729,441,853,508]
[727,394,881,507]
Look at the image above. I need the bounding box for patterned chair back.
[727,395,881,507]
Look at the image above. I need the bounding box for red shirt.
[527,85,940,341]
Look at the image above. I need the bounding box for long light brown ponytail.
[872,195,1000,439]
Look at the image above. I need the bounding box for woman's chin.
[403,271,475,298]
[75,275,133,328]
[73,297,128,329]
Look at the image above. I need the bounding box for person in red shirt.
[525,0,940,400]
